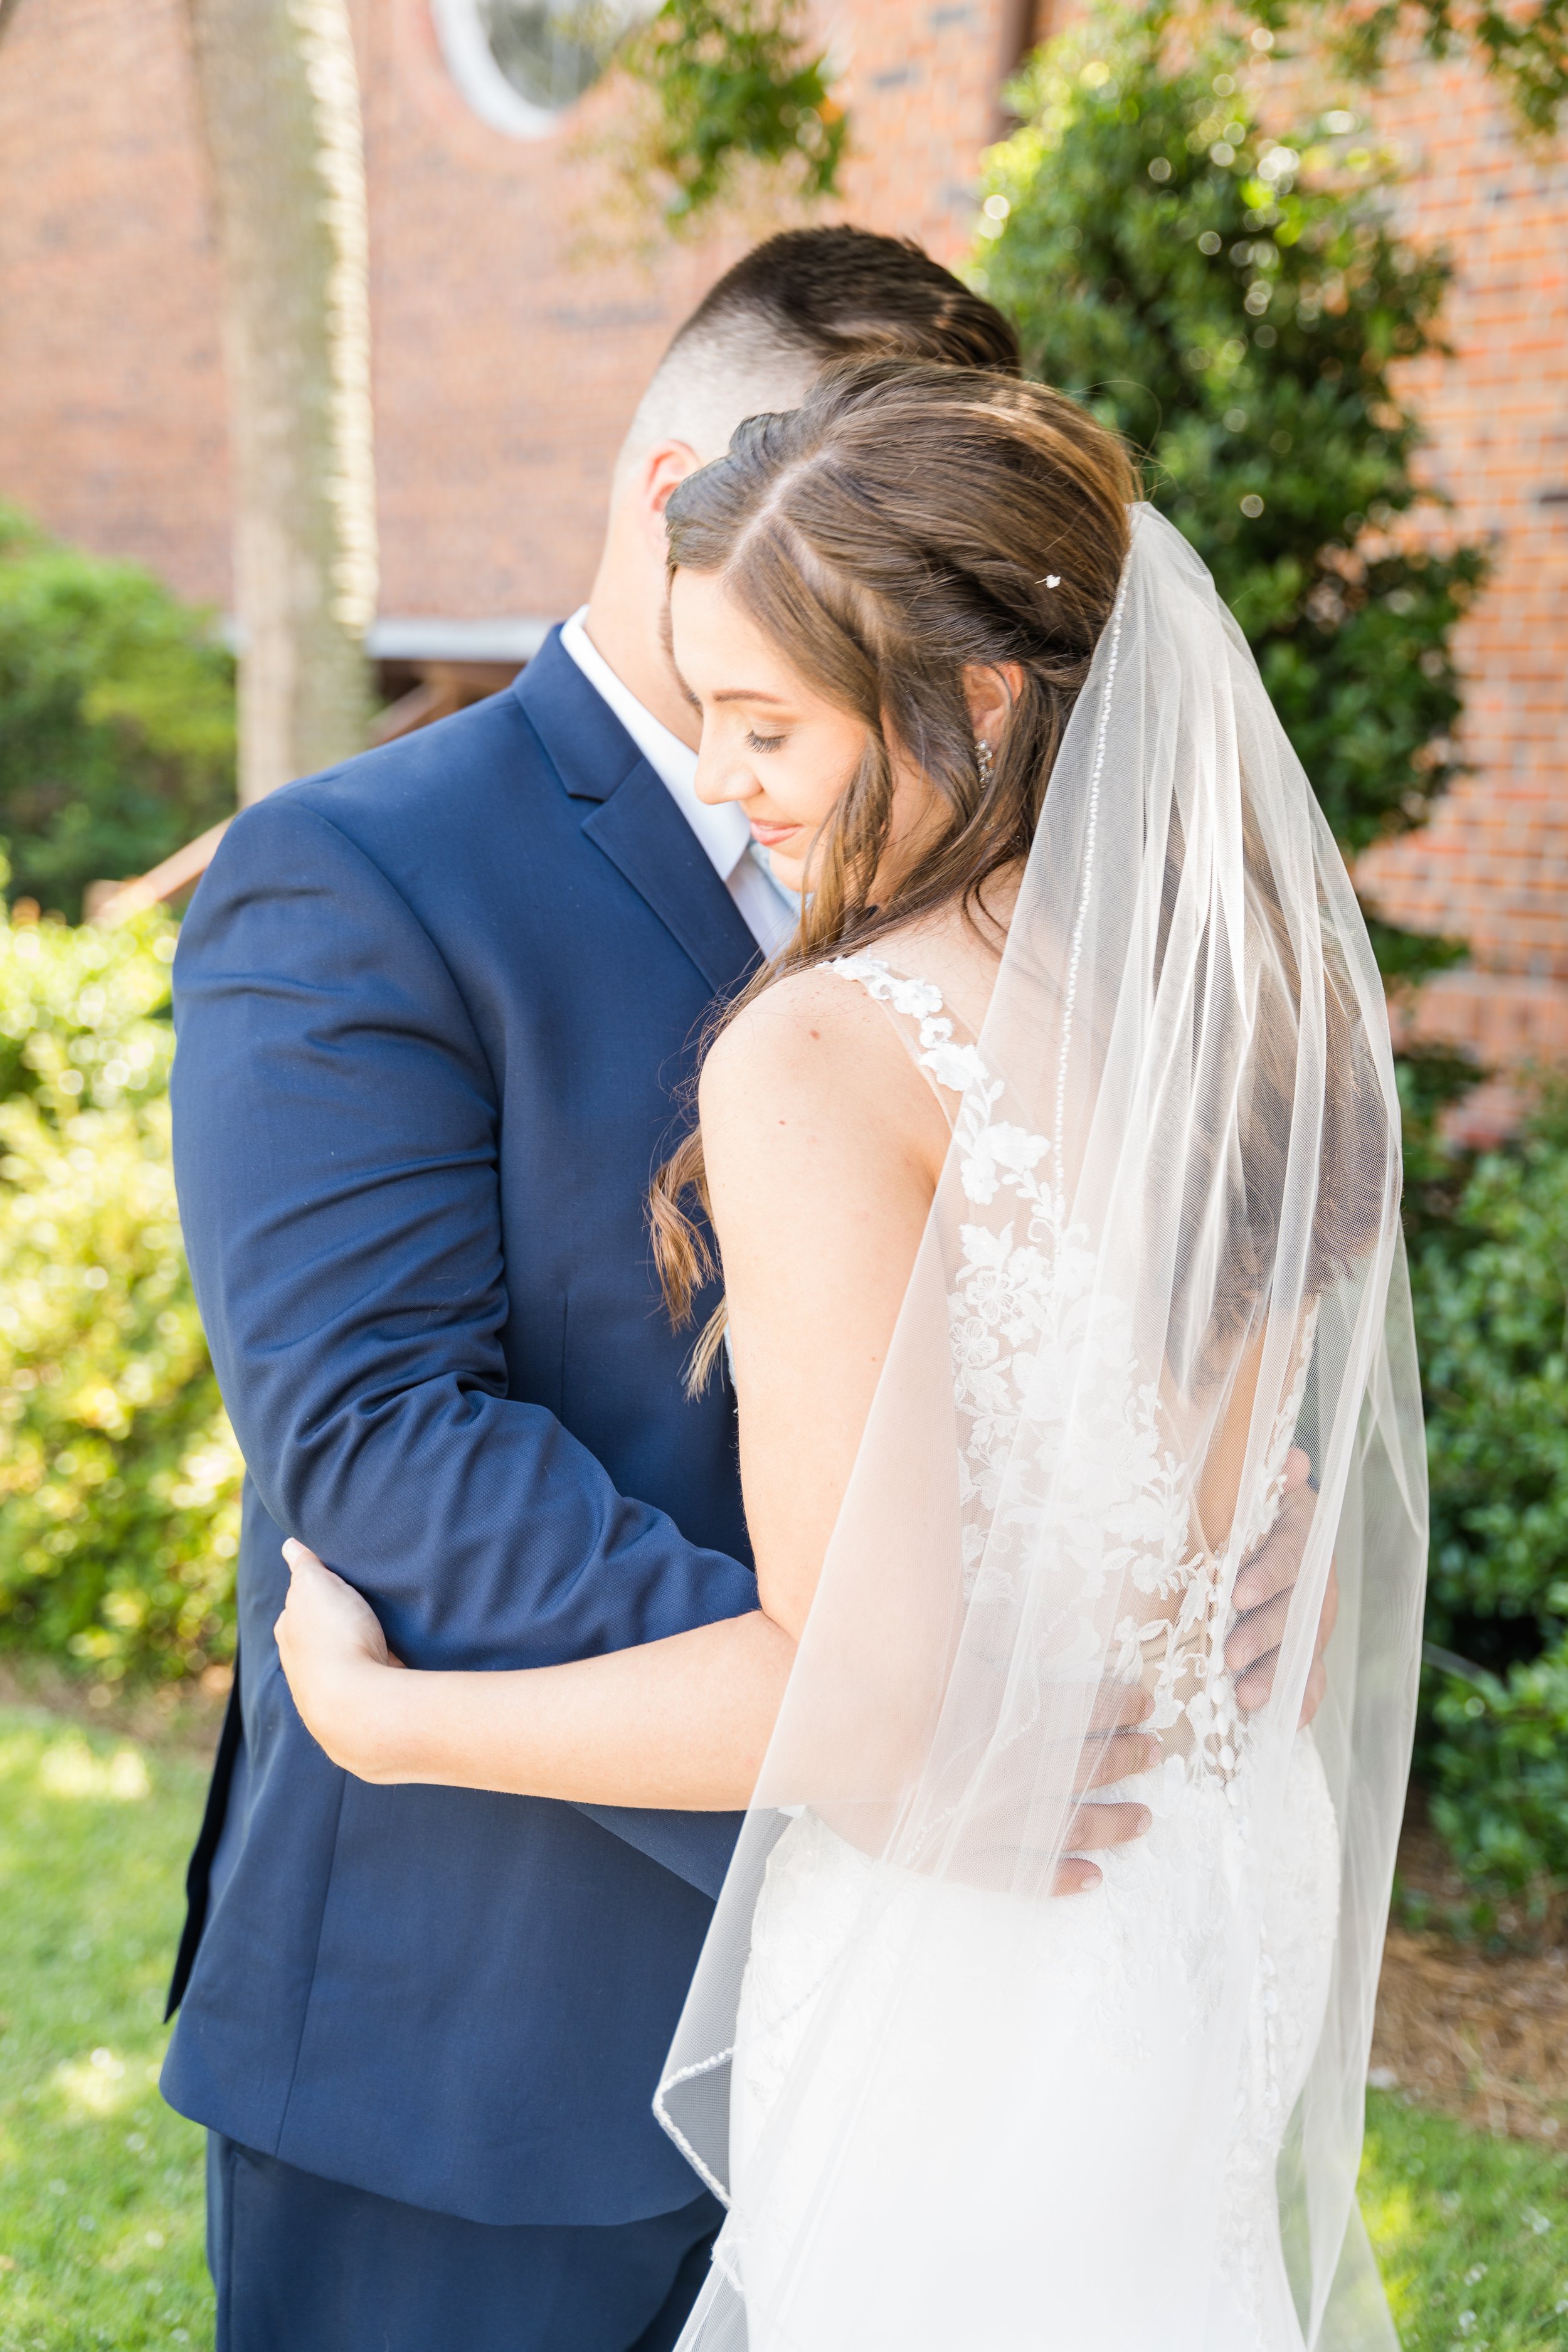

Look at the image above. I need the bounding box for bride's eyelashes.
[745,728,787,754]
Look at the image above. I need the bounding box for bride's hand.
[275,1540,408,1782]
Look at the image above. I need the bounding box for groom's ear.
[621,438,703,568]
[646,440,702,516]
[639,442,705,519]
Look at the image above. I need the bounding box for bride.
[275,363,1425,2350]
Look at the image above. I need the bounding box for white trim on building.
[367,615,554,664]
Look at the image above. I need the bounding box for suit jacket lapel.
[580,771,760,998]
[515,632,761,999]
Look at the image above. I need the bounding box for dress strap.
[827,952,988,1125]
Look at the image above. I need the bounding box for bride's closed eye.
[746,728,787,753]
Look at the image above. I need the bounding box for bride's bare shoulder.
[697,963,943,1177]
[701,963,902,1104]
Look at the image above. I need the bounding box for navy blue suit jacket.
[161,634,761,2227]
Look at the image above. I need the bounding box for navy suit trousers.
[206,2136,722,2352]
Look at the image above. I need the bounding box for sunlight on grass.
[52,2047,140,2123]
[0,1704,213,2349]
[1361,2092,1568,2349]
[33,1740,153,1806]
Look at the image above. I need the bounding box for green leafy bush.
[1247,0,1568,142]
[977,11,1487,936]
[0,899,239,1685]
[0,504,236,921]
[1411,1090,1568,1890]
[617,0,846,228]
[1425,1648,1568,1894]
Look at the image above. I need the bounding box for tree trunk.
[184,0,376,802]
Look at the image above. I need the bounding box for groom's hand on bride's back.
[1225,1448,1338,1729]
[1052,1452,1337,1894]
[970,1681,1157,1899]
[1050,1677,1159,1896]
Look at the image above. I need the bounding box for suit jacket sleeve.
[171,792,752,1898]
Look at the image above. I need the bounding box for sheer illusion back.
[830,946,1320,1767]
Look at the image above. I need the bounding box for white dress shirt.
[559,607,798,958]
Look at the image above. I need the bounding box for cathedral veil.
[656,505,1426,2350]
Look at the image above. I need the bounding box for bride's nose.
[694,748,762,808]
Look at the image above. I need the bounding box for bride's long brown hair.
[649,363,1136,1377]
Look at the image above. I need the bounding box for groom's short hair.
[676,226,1021,374]
[617,226,1021,480]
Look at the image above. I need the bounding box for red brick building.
[0,0,1564,1108]
[1352,53,1568,1126]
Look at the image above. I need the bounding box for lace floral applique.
[828,953,1317,1793]
[828,953,990,1102]
[832,953,1200,1633]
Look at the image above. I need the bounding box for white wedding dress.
[660,510,1422,2352]
[719,958,1342,2352]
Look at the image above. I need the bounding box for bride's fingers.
[278,1540,393,1667]
[282,1537,346,1589]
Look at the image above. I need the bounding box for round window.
[432,0,654,138]
[483,3,622,111]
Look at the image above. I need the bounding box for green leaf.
[616,0,847,229]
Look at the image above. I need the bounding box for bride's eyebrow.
[712,689,790,706]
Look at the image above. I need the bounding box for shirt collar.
[559,607,754,887]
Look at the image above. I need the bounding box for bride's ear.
[963,662,1024,753]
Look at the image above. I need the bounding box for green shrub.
[1425,1646,1568,1894]
[0,504,236,921]
[0,899,239,1685]
[976,9,1486,978]
[617,0,847,230]
[1411,1090,1568,1890]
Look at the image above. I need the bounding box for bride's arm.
[275,971,949,1808]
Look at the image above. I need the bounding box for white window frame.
[430,0,653,140]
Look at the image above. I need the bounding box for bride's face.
[670,565,926,896]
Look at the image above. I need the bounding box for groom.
[164,226,1327,2352]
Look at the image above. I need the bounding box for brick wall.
[1352,52,1568,1126]
[0,0,1019,622]
[0,0,230,605]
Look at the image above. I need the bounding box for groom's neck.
[581,504,701,750]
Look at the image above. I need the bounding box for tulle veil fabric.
[656,506,1426,2349]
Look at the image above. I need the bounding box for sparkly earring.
[975,736,995,783]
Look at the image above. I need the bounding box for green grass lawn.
[1365,2096,1568,2349]
[0,1707,211,2350]
[0,1701,1564,2349]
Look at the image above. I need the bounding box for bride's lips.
[748,820,799,849]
